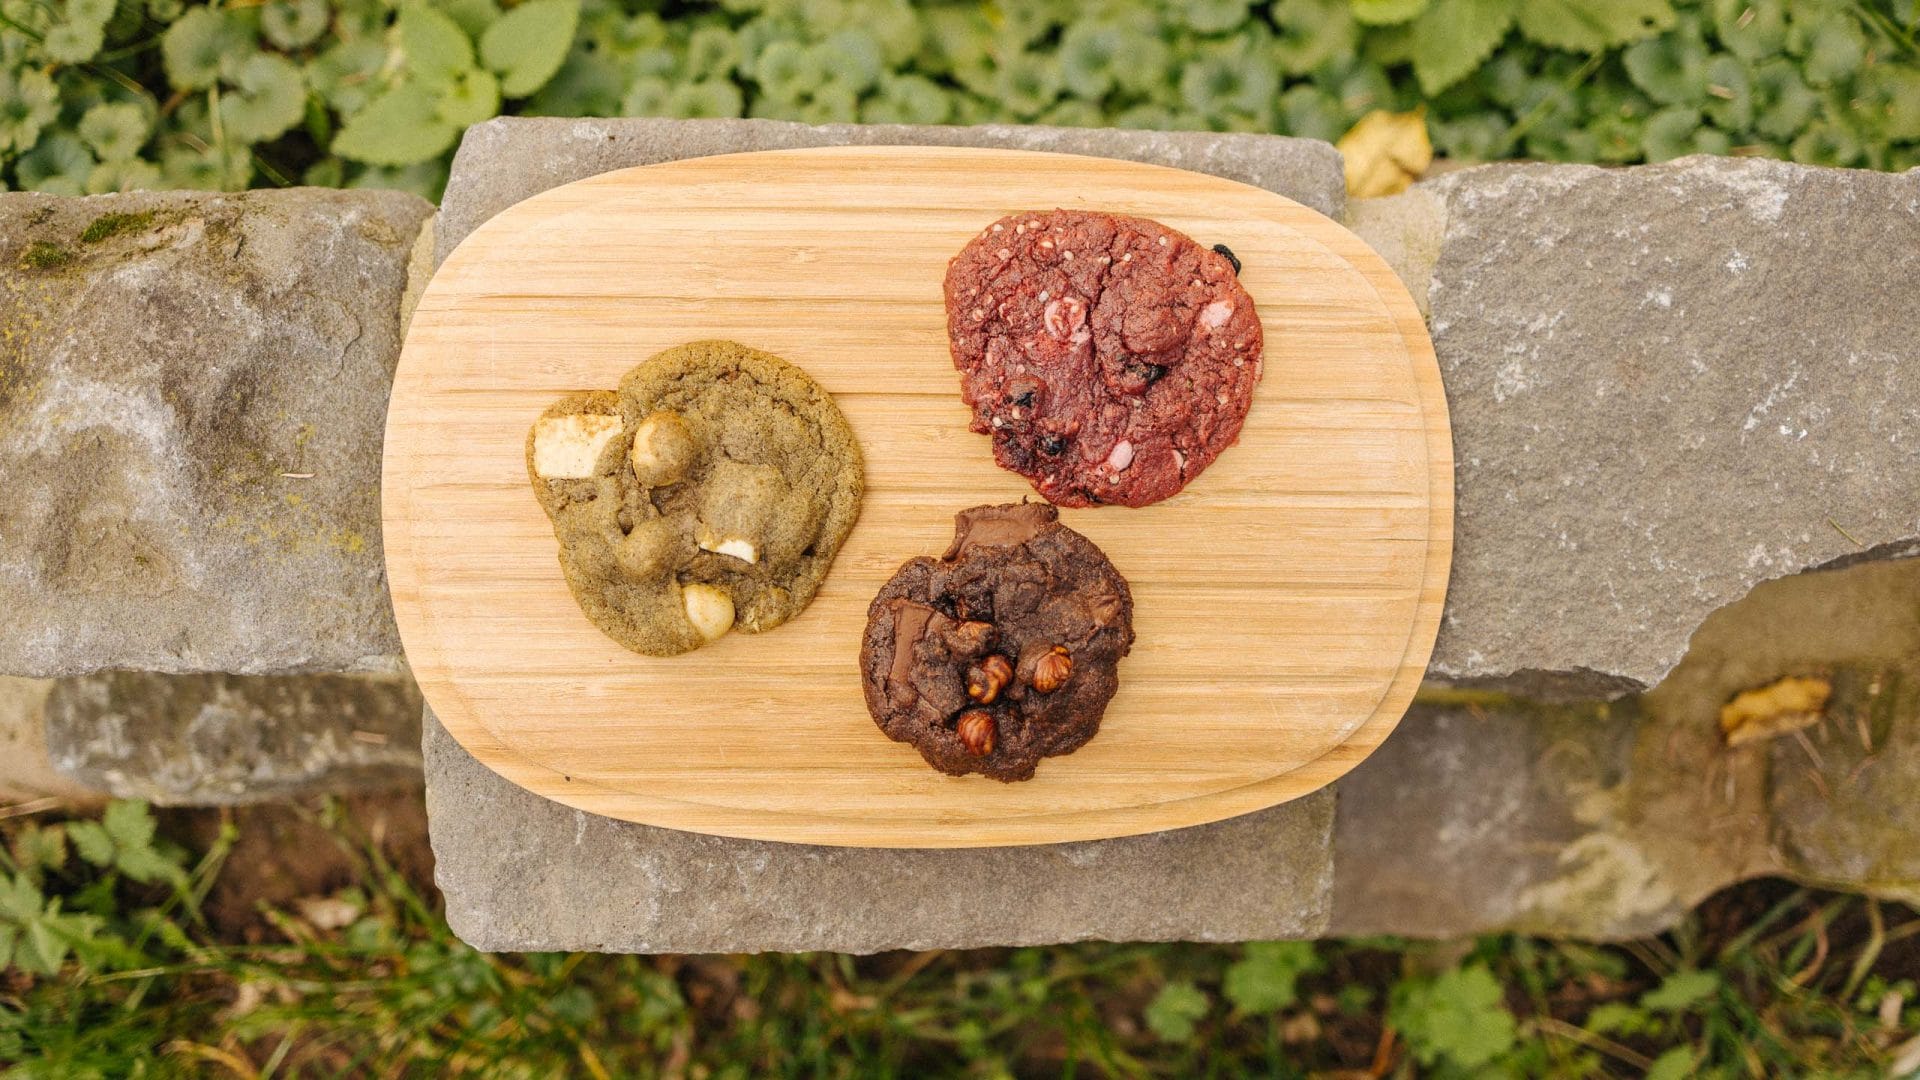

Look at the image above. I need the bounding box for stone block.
[0,189,434,677]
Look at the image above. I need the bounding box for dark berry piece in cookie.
[943,210,1263,508]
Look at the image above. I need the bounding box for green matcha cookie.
[526,341,864,656]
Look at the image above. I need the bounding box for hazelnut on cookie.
[527,340,863,656]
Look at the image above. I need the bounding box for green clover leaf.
[1389,964,1518,1070]
[1409,0,1516,95]
[1222,941,1323,1013]
[44,19,106,62]
[87,158,161,193]
[308,39,389,114]
[78,101,150,161]
[262,0,329,50]
[861,72,951,125]
[162,7,252,91]
[683,23,738,81]
[400,3,475,87]
[817,27,882,93]
[0,69,61,154]
[480,0,580,97]
[1351,0,1429,26]
[220,52,306,142]
[664,79,740,119]
[619,75,670,116]
[435,66,500,127]
[1641,969,1722,1012]
[1058,21,1126,100]
[1271,0,1358,76]
[1143,981,1209,1042]
[160,140,253,190]
[1183,0,1252,33]
[1713,0,1786,61]
[1751,59,1819,139]
[1517,0,1675,52]
[68,0,116,27]
[443,0,501,40]
[1624,22,1711,105]
[332,82,456,166]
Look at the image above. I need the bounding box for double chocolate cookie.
[527,340,863,656]
[944,209,1263,508]
[859,503,1134,781]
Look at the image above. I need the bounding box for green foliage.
[1390,962,1520,1069]
[0,801,1914,1075]
[1222,939,1322,1012]
[1642,967,1724,1011]
[1143,979,1210,1041]
[0,0,1916,201]
[65,800,185,885]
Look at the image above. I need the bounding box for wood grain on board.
[383,146,1452,847]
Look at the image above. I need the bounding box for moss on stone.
[80,211,158,244]
[18,242,73,271]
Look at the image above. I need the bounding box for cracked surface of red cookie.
[943,209,1263,508]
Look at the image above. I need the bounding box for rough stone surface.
[1335,554,1920,939]
[0,189,433,677]
[45,672,422,805]
[435,117,1346,266]
[1330,700,1683,939]
[0,677,104,804]
[1342,188,1445,319]
[426,710,1331,953]
[1421,157,1920,691]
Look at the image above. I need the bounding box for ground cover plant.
[0,0,1916,200]
[0,797,1915,1076]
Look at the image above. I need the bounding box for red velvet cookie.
[943,209,1263,508]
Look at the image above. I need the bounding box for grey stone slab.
[44,672,422,805]
[0,677,104,803]
[1329,701,1696,940]
[1341,188,1444,319]
[1421,157,1920,691]
[425,118,1342,954]
[1335,552,1920,940]
[1768,667,1920,906]
[435,117,1346,266]
[0,189,433,677]
[425,710,1330,954]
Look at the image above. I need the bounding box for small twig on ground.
[0,796,64,821]
[1367,1022,1396,1077]
[1533,1016,1655,1072]
[1827,517,1864,547]
[1842,900,1885,999]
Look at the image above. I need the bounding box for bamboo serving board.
[384,146,1451,848]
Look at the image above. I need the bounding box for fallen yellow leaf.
[1338,108,1433,199]
[1719,675,1832,747]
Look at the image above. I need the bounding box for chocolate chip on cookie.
[527,340,863,656]
[944,209,1263,508]
[859,503,1134,781]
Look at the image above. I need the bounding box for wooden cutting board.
[384,146,1451,848]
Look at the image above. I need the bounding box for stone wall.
[2,118,1915,951]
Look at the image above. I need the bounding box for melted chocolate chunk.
[858,503,1135,782]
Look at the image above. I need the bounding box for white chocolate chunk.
[697,526,760,565]
[682,583,735,642]
[531,413,622,479]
